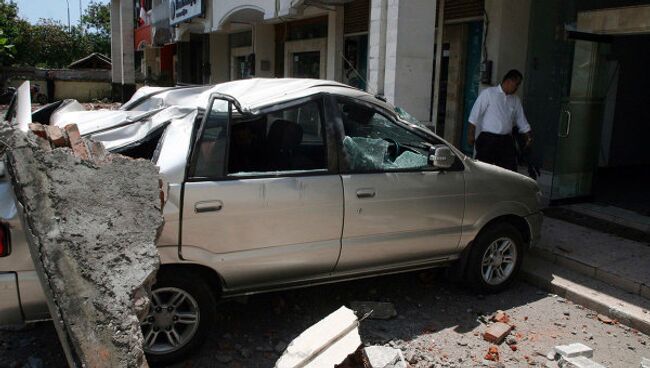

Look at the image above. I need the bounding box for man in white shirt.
[467,69,533,171]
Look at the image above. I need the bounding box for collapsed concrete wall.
[0,123,163,367]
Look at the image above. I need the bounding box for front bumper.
[0,272,24,325]
[525,211,543,247]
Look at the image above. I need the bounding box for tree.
[81,1,110,57]
[82,1,110,36]
[1,0,110,68]
[0,0,23,65]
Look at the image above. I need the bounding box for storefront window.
[292,51,320,79]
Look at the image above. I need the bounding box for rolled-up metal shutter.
[344,0,370,34]
[444,0,484,21]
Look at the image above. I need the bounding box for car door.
[331,96,465,273]
[180,96,343,289]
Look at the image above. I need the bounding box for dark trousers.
[475,132,517,171]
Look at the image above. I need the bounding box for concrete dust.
[1,124,163,367]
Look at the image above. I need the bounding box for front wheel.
[142,270,216,365]
[465,222,524,293]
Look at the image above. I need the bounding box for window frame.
[331,95,464,174]
[186,94,334,182]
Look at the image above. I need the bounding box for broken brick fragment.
[45,125,67,147]
[484,322,513,344]
[87,141,108,163]
[597,314,615,324]
[64,124,89,160]
[492,310,510,324]
[28,123,48,139]
[484,346,500,362]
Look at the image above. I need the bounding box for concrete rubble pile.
[0,122,163,367]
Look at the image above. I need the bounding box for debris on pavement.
[492,310,510,324]
[275,306,362,368]
[543,343,607,368]
[483,322,513,344]
[557,355,606,368]
[484,345,500,362]
[349,301,397,320]
[1,122,163,367]
[641,357,650,368]
[362,346,407,368]
[597,314,615,325]
[554,343,594,359]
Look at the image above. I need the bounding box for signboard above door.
[169,0,203,26]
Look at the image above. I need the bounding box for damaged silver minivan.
[0,78,543,364]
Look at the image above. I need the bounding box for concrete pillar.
[484,0,531,90]
[368,0,388,95]
[110,0,122,86]
[210,32,230,83]
[110,0,136,102]
[254,24,276,78]
[326,6,344,82]
[383,0,436,122]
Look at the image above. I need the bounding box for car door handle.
[356,189,376,199]
[194,200,223,213]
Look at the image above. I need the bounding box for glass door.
[550,38,611,201]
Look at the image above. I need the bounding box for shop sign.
[169,0,203,26]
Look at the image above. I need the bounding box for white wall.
[213,0,276,30]
[210,32,230,83]
[484,0,531,90]
[254,24,276,78]
[383,0,436,122]
[326,6,344,81]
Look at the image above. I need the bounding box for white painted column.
[254,24,276,78]
[110,0,135,101]
[119,0,135,85]
[210,32,230,83]
[326,6,344,81]
[383,0,436,122]
[368,0,388,95]
[484,0,531,89]
[110,0,122,84]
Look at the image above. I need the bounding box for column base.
[111,83,137,103]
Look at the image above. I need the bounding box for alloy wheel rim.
[141,287,200,355]
[481,237,517,286]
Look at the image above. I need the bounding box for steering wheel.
[382,138,400,161]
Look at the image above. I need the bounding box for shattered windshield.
[339,99,440,172]
[395,106,431,131]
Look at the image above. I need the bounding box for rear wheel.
[143,270,216,365]
[465,222,524,293]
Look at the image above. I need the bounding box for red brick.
[45,125,67,147]
[28,123,48,139]
[492,310,510,324]
[483,322,513,344]
[88,141,108,163]
[64,124,89,160]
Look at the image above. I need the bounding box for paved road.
[1,270,648,367]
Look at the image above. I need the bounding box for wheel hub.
[153,307,175,329]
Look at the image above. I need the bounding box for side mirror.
[428,145,454,169]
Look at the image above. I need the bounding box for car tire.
[143,269,216,366]
[465,222,524,293]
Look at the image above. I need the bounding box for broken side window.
[337,99,435,172]
[226,99,328,176]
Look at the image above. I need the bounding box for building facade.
[111,0,650,212]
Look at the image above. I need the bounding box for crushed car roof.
[124,78,364,113]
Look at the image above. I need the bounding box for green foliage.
[0,0,111,68]
[82,1,110,37]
